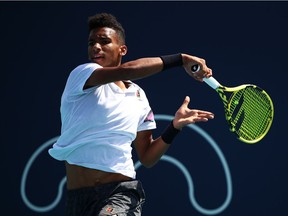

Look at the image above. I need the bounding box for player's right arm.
[84,54,212,89]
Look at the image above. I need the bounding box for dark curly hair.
[88,13,125,44]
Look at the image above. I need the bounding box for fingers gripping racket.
[192,65,274,144]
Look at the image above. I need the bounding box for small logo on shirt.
[136,89,141,98]
[105,206,113,213]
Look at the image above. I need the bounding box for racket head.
[219,84,274,144]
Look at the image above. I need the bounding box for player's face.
[88,27,126,67]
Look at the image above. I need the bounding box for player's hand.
[181,54,213,82]
[173,96,214,130]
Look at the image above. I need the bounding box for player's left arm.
[133,96,214,168]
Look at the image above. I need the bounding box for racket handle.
[191,64,221,89]
[203,77,221,89]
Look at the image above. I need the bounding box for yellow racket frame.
[191,65,274,144]
[216,84,274,144]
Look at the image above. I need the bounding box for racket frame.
[204,77,274,144]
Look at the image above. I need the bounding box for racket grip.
[203,77,221,89]
[191,64,220,89]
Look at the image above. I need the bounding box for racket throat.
[229,110,245,133]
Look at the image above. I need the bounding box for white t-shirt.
[48,63,156,178]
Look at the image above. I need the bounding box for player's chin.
[91,58,105,66]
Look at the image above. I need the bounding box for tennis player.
[49,13,214,216]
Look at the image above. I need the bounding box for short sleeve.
[138,109,157,131]
[136,86,157,131]
[63,63,102,100]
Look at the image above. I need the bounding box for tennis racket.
[191,65,274,144]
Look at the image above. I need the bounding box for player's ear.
[119,45,127,56]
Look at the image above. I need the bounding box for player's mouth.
[91,55,104,62]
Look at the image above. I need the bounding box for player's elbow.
[138,158,158,169]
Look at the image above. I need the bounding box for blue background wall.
[1,1,287,215]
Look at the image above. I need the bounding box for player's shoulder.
[68,63,102,78]
[73,62,102,72]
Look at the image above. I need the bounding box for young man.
[49,13,214,216]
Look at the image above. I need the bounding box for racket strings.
[229,87,273,141]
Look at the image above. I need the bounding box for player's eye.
[100,38,111,45]
[88,38,111,46]
[88,40,95,46]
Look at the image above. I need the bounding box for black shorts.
[65,180,145,216]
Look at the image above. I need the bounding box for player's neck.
[114,80,131,90]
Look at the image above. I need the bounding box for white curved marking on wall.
[20,114,232,215]
[20,136,65,212]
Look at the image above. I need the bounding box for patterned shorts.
[65,180,145,216]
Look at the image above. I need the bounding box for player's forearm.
[139,137,170,168]
[118,57,164,80]
[85,57,164,87]
[86,54,186,87]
